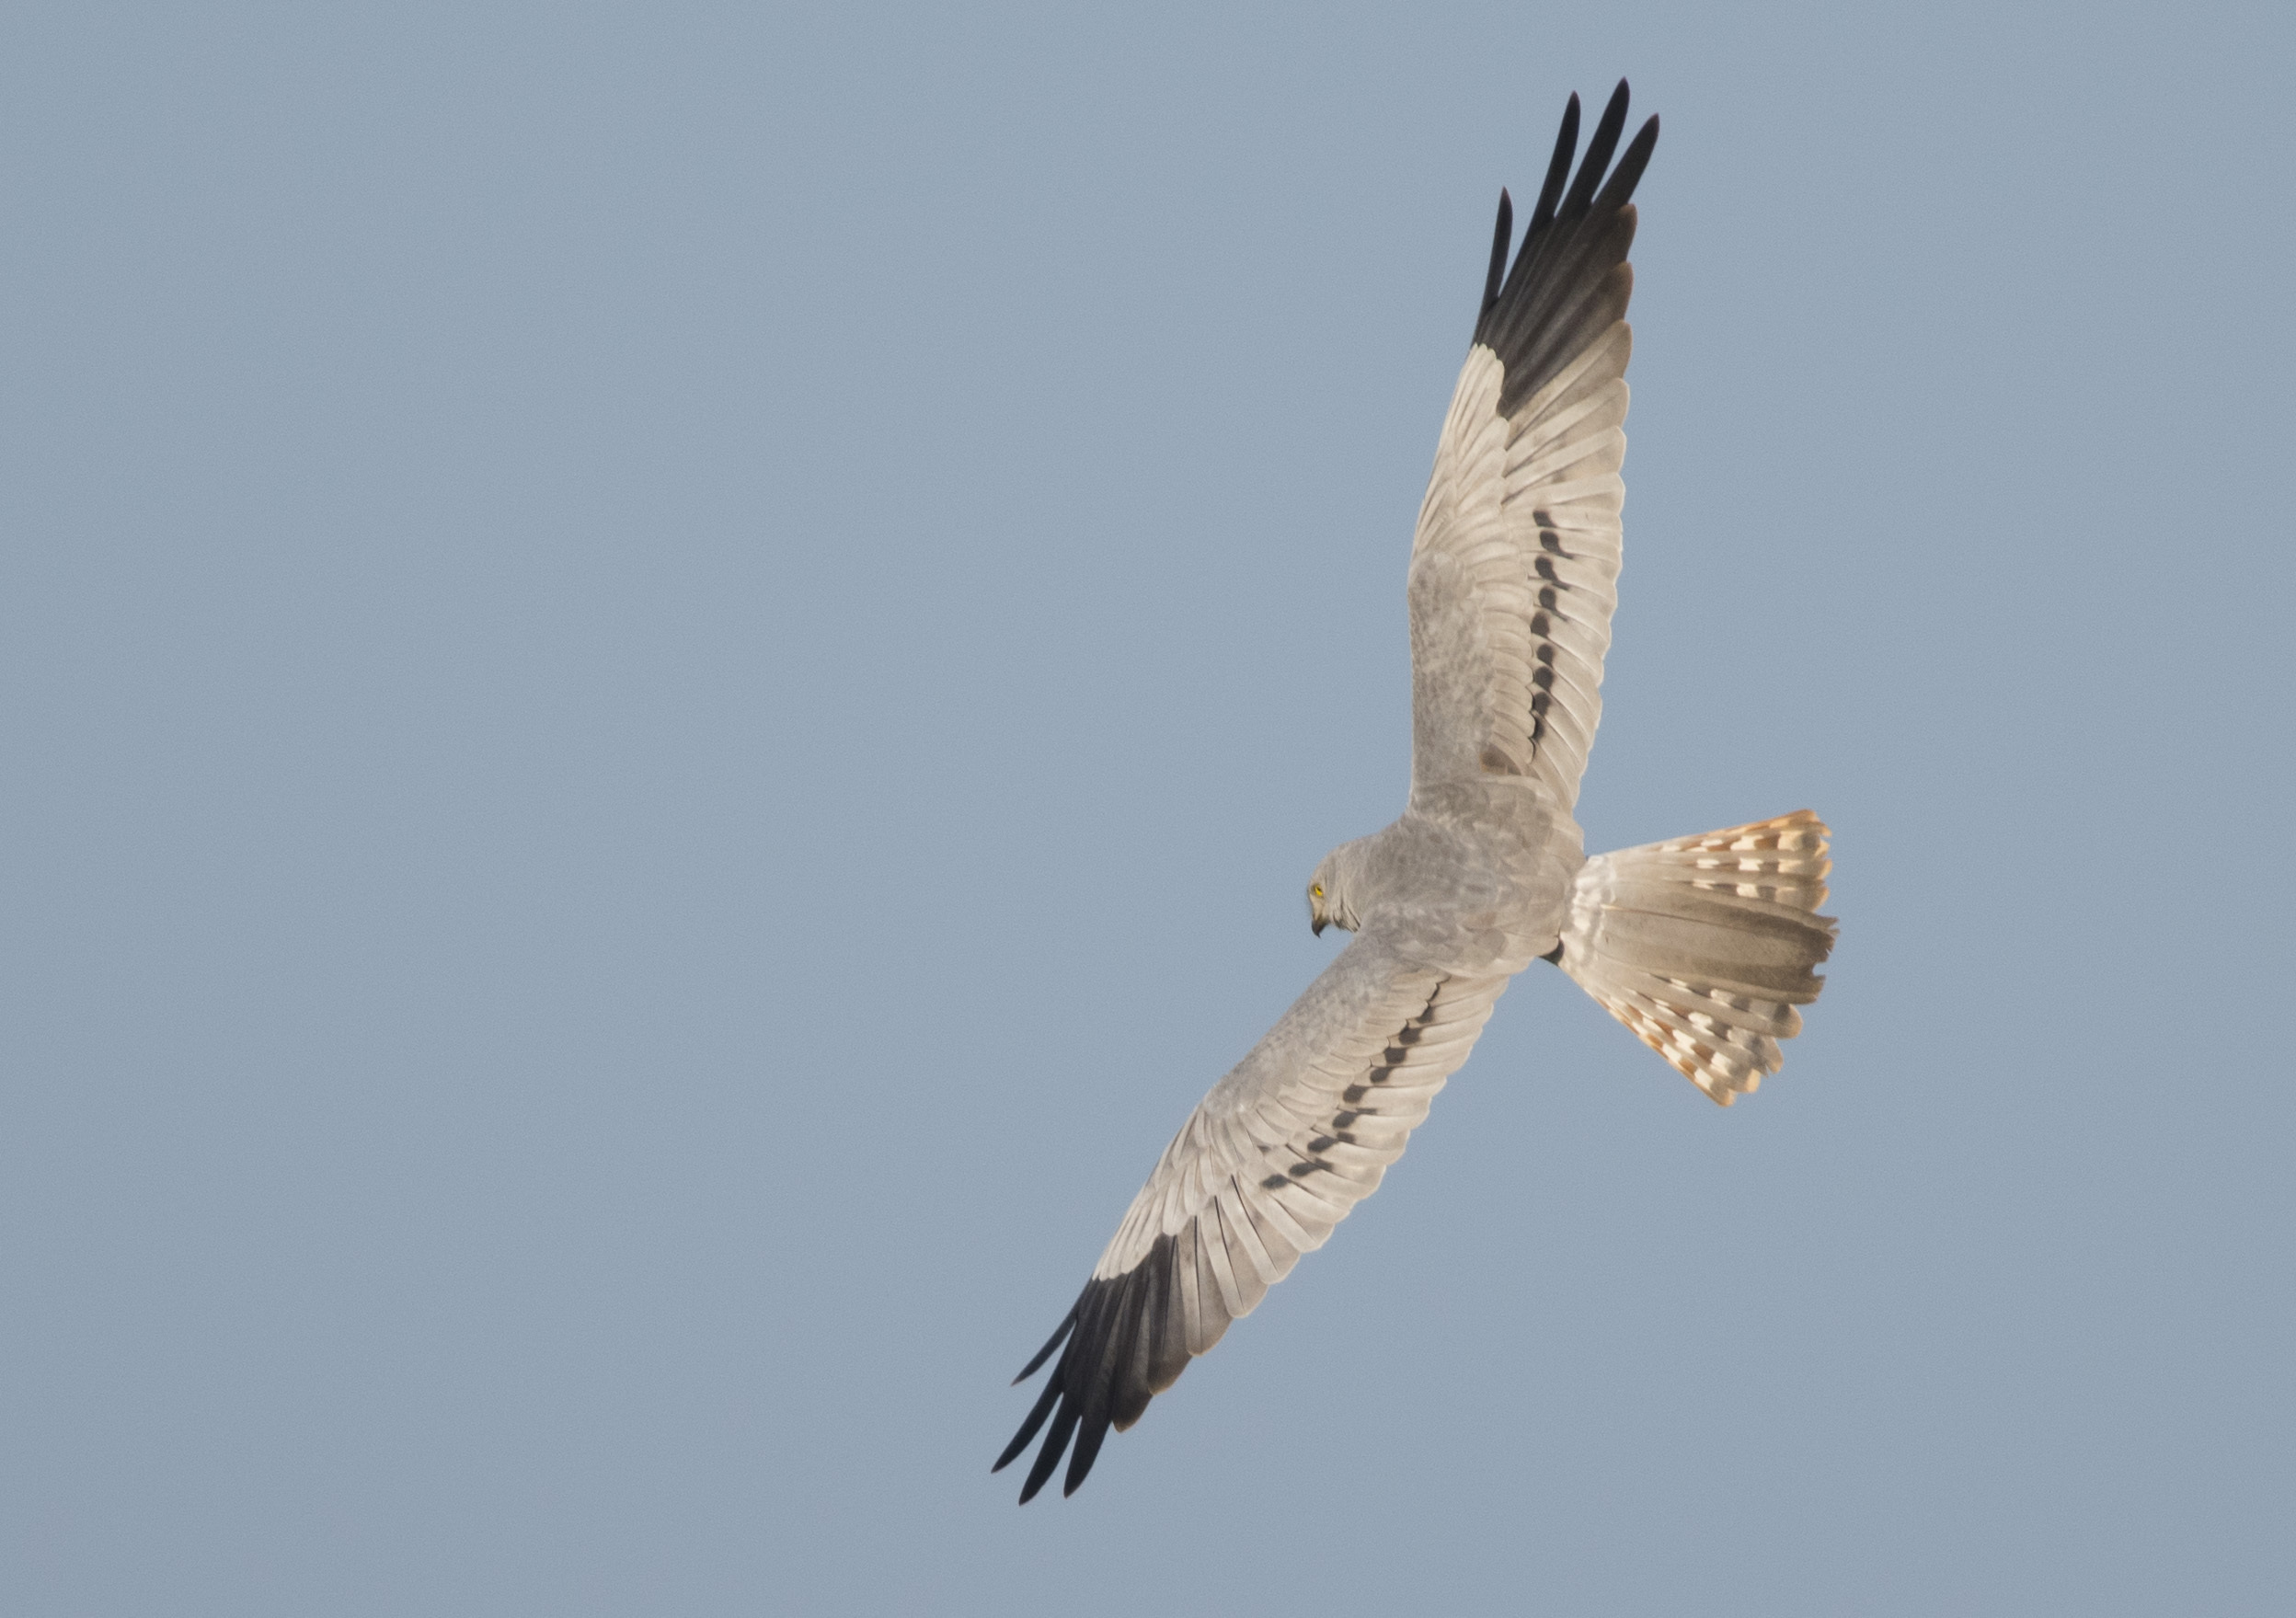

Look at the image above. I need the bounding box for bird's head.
[1306,846,1360,937]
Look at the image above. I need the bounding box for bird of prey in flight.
[996,80,1836,1504]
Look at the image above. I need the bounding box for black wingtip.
[999,1236,1191,1504]
[1594,113,1660,213]
[1527,91,1579,234]
[1017,1398,1079,1503]
[1561,80,1632,218]
[993,1372,1062,1475]
[1059,1274,1147,1498]
[1010,1299,1079,1384]
[1480,188,1513,317]
[1469,80,1658,419]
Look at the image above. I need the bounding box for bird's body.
[1331,775,1573,946]
[997,81,1837,1504]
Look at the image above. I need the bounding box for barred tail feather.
[1557,811,1837,1104]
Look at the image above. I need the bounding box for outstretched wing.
[1408,81,1658,813]
[995,937,1510,1501]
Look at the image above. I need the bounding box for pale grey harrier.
[997,81,1835,1503]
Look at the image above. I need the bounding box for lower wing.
[996,935,1510,1501]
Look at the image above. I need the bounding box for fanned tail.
[1556,811,1837,1104]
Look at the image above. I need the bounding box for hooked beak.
[1312,916,1327,937]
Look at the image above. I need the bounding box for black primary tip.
[1562,79,1633,218]
[1527,91,1580,235]
[993,1373,1062,1475]
[1593,112,1660,213]
[1010,1302,1077,1384]
[1480,188,1513,317]
[1017,1399,1080,1503]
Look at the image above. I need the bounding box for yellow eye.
[1311,884,1325,899]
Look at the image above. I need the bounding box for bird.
[994,80,1837,1505]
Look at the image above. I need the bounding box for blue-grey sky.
[5,4,2291,1613]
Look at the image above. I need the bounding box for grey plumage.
[998,80,1836,1503]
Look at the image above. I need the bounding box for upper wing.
[994,936,1510,1501]
[1408,82,1658,813]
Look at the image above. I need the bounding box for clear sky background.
[4,4,2291,1613]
